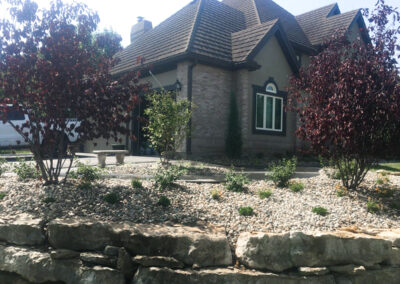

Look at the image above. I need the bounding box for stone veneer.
[0,215,399,283]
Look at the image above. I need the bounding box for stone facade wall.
[1,215,400,283]
[190,64,234,155]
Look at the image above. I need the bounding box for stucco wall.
[245,35,297,154]
[83,69,178,153]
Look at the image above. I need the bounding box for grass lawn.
[0,148,32,155]
[372,162,400,172]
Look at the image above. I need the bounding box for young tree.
[289,0,400,190]
[144,91,192,164]
[0,0,147,184]
[225,91,242,159]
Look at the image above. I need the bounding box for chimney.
[130,16,152,43]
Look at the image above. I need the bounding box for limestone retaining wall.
[0,215,399,283]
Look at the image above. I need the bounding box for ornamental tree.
[0,0,148,184]
[289,0,400,190]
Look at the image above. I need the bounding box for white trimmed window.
[255,83,283,132]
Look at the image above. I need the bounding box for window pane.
[275,98,282,130]
[256,95,264,128]
[266,97,273,129]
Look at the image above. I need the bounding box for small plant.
[376,186,394,198]
[376,178,385,185]
[239,206,254,216]
[259,190,272,199]
[390,201,400,210]
[104,192,119,204]
[367,198,381,214]
[70,162,102,183]
[0,158,7,176]
[225,171,249,192]
[289,182,304,193]
[13,160,40,181]
[266,157,297,188]
[312,206,328,216]
[336,185,348,197]
[131,178,143,189]
[42,197,56,204]
[157,196,171,207]
[0,193,6,200]
[154,165,186,190]
[211,189,222,200]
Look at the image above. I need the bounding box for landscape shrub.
[42,197,56,204]
[154,165,186,191]
[104,192,119,204]
[239,206,254,216]
[144,91,192,164]
[390,201,400,210]
[0,158,6,176]
[312,206,328,216]
[225,171,249,192]
[336,185,348,197]
[266,157,297,187]
[259,190,272,199]
[157,196,171,207]
[211,189,222,200]
[289,182,304,192]
[367,198,381,213]
[13,160,40,181]
[225,92,242,159]
[131,178,143,189]
[0,193,6,200]
[70,162,103,189]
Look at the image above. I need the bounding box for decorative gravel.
[0,165,399,246]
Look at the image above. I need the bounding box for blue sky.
[1,0,399,46]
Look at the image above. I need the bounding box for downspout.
[186,62,196,155]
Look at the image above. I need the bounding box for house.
[98,0,368,156]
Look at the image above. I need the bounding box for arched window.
[255,81,283,132]
[265,83,277,94]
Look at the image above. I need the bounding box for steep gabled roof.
[297,6,361,46]
[112,0,201,75]
[231,19,278,62]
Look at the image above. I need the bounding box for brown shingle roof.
[231,19,277,62]
[297,7,360,46]
[253,0,314,50]
[111,0,201,75]
[112,0,363,75]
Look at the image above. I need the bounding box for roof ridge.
[251,0,261,25]
[185,0,204,53]
[296,3,338,18]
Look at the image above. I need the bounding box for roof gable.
[297,6,362,46]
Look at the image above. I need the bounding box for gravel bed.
[0,167,399,247]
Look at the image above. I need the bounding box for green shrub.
[266,157,297,187]
[367,199,380,213]
[154,165,186,191]
[312,206,328,216]
[336,186,348,197]
[42,197,56,204]
[131,178,143,189]
[0,158,7,176]
[376,178,385,185]
[0,193,6,200]
[225,171,249,192]
[289,182,304,192]
[13,160,40,181]
[390,201,400,210]
[259,190,272,199]
[211,189,222,200]
[104,192,119,204]
[376,186,394,198]
[70,162,102,183]
[157,196,171,207]
[239,206,254,216]
[144,91,192,163]
[225,91,242,159]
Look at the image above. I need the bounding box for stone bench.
[92,150,128,168]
